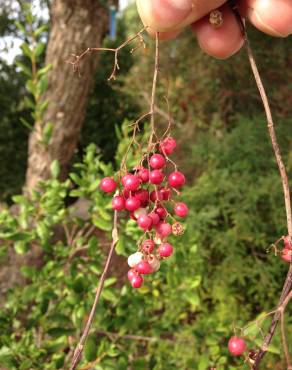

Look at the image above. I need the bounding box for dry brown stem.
[67,27,147,80]
[230,5,292,369]
[69,211,119,370]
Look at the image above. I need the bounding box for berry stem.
[148,32,160,151]
[231,5,292,369]
[70,211,119,370]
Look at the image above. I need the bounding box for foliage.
[0,116,291,369]
[0,2,291,370]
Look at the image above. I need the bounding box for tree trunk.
[24,0,118,191]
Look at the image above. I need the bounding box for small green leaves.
[50,160,60,179]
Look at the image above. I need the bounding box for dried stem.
[231,7,292,369]
[69,211,119,370]
[147,32,160,151]
[67,27,147,80]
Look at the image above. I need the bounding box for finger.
[239,0,292,37]
[192,5,244,59]
[136,0,226,32]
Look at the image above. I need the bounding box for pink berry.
[284,236,292,250]
[137,214,153,231]
[122,174,140,191]
[112,196,125,211]
[150,154,166,169]
[228,337,246,356]
[138,168,150,183]
[125,196,141,212]
[155,206,167,219]
[149,170,164,185]
[130,275,143,288]
[127,269,137,280]
[281,248,292,263]
[150,190,164,202]
[156,222,172,237]
[100,177,117,193]
[168,171,185,188]
[135,189,149,206]
[159,137,177,155]
[174,202,189,218]
[158,243,174,257]
[141,239,155,254]
[159,187,171,200]
[149,212,160,225]
[135,260,153,275]
[122,188,130,199]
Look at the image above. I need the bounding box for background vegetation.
[0,1,291,369]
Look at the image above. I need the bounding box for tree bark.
[24,0,118,191]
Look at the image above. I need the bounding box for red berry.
[284,236,292,250]
[141,239,155,254]
[137,214,153,231]
[100,177,117,193]
[174,202,189,218]
[130,274,143,288]
[149,170,164,185]
[122,174,140,191]
[135,189,149,206]
[112,196,125,211]
[159,137,177,155]
[127,269,137,280]
[148,212,160,225]
[155,205,167,219]
[150,189,164,202]
[156,222,172,237]
[122,188,130,199]
[158,243,173,257]
[125,196,141,211]
[159,187,171,200]
[228,337,246,356]
[281,248,292,263]
[150,154,166,169]
[138,168,150,183]
[135,260,153,275]
[168,171,185,188]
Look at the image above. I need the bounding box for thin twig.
[67,27,147,80]
[97,330,159,342]
[230,7,292,369]
[147,32,160,151]
[69,211,119,370]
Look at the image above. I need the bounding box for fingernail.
[168,0,192,10]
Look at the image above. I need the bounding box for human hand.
[136,0,292,58]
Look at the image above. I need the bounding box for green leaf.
[47,327,75,338]
[34,24,48,37]
[21,42,33,59]
[50,160,60,179]
[37,63,52,78]
[84,336,98,362]
[14,241,29,254]
[35,42,45,58]
[93,217,111,232]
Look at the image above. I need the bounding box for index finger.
[136,0,226,32]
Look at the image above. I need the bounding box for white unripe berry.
[127,252,143,268]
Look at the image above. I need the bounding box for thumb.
[136,0,226,32]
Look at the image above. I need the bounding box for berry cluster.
[100,137,188,288]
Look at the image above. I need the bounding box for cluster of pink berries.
[100,137,188,288]
[280,236,292,263]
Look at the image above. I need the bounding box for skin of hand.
[136,0,292,58]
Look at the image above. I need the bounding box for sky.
[0,0,132,64]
